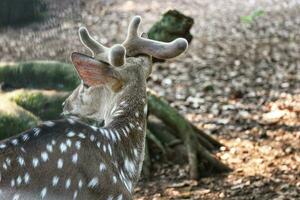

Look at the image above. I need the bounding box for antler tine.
[79,27,126,67]
[79,27,106,55]
[122,16,188,59]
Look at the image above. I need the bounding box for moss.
[148,10,194,43]
[0,98,40,139]
[0,61,80,91]
[9,90,69,120]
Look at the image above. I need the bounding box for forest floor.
[0,0,299,199]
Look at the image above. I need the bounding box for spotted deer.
[0,16,188,200]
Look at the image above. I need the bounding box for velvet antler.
[122,16,188,59]
[79,27,126,67]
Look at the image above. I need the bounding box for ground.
[0,0,299,199]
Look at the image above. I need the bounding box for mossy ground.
[0,95,40,139]
[0,61,77,138]
[9,89,69,120]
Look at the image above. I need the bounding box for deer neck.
[99,79,147,187]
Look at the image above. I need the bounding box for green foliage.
[241,9,265,24]
[0,0,47,27]
[0,61,79,91]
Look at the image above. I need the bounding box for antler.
[79,27,126,67]
[122,16,188,59]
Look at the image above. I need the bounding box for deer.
[0,16,188,200]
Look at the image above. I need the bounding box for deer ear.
[71,52,123,90]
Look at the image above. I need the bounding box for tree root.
[146,90,231,179]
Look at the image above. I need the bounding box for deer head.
[0,16,187,200]
[63,16,188,126]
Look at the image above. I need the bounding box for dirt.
[0,0,299,199]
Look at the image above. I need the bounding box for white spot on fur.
[109,130,116,142]
[33,128,41,136]
[129,123,135,129]
[102,145,107,153]
[22,134,29,141]
[24,172,30,184]
[52,176,59,186]
[5,158,11,166]
[99,128,105,135]
[133,149,138,158]
[110,104,117,115]
[125,126,130,133]
[11,139,18,146]
[99,163,106,172]
[0,144,6,149]
[108,144,112,156]
[44,121,55,127]
[72,153,78,164]
[119,101,127,106]
[104,129,110,139]
[32,158,39,168]
[11,179,15,187]
[21,147,26,153]
[65,178,71,189]
[16,176,22,185]
[46,144,53,152]
[12,194,20,200]
[112,176,117,184]
[135,112,139,118]
[88,177,99,188]
[119,170,132,192]
[57,158,63,169]
[115,130,121,141]
[78,179,83,189]
[41,152,49,162]
[122,128,128,137]
[90,125,98,131]
[75,141,81,150]
[90,135,95,141]
[124,158,136,176]
[66,139,72,147]
[78,133,86,139]
[67,118,75,124]
[113,110,124,117]
[60,143,67,153]
[73,190,78,199]
[17,156,25,166]
[2,163,7,170]
[116,194,123,200]
[40,187,47,199]
[107,196,113,200]
[67,131,76,137]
